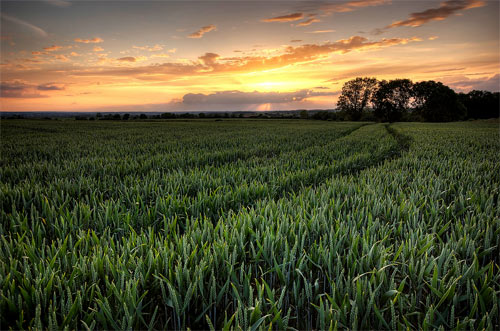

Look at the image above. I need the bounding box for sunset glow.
[1,0,498,112]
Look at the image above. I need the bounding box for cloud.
[43,45,62,51]
[42,0,71,7]
[1,81,47,98]
[446,74,500,92]
[70,35,421,80]
[168,48,177,53]
[301,0,390,15]
[117,56,138,62]
[93,46,104,52]
[22,58,42,63]
[199,52,220,66]
[291,39,303,43]
[306,30,335,33]
[0,13,48,37]
[182,89,336,105]
[188,25,216,38]
[74,37,103,43]
[152,53,171,58]
[37,83,65,90]
[133,44,163,51]
[54,54,69,61]
[386,0,485,28]
[428,36,439,40]
[70,51,80,56]
[296,15,321,27]
[262,13,304,22]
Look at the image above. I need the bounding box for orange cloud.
[43,45,63,51]
[74,37,103,43]
[152,53,171,58]
[386,0,485,28]
[70,35,421,80]
[306,30,335,34]
[133,44,163,51]
[93,46,104,52]
[296,15,320,27]
[188,25,216,38]
[54,54,70,62]
[262,13,304,22]
[115,56,147,63]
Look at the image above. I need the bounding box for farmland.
[0,119,499,330]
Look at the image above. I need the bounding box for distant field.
[1,119,499,329]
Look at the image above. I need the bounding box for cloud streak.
[262,13,304,22]
[133,44,163,51]
[386,0,485,28]
[188,25,216,38]
[299,0,390,15]
[117,56,138,62]
[306,30,335,33]
[42,0,71,7]
[74,37,103,43]
[43,45,63,51]
[1,13,48,37]
[37,83,65,90]
[296,15,320,27]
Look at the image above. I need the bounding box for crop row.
[0,119,498,329]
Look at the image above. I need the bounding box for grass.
[0,119,498,330]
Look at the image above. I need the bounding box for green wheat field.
[1,119,499,330]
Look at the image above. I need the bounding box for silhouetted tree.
[161,112,176,119]
[139,114,148,119]
[198,112,206,118]
[122,113,130,120]
[458,90,499,119]
[337,77,378,120]
[312,111,329,120]
[299,110,308,119]
[413,81,466,122]
[372,79,413,122]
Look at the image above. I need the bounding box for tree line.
[336,77,499,122]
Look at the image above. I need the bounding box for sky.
[1,0,499,112]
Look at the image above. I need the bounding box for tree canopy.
[337,77,378,121]
[372,79,413,122]
[336,77,497,122]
